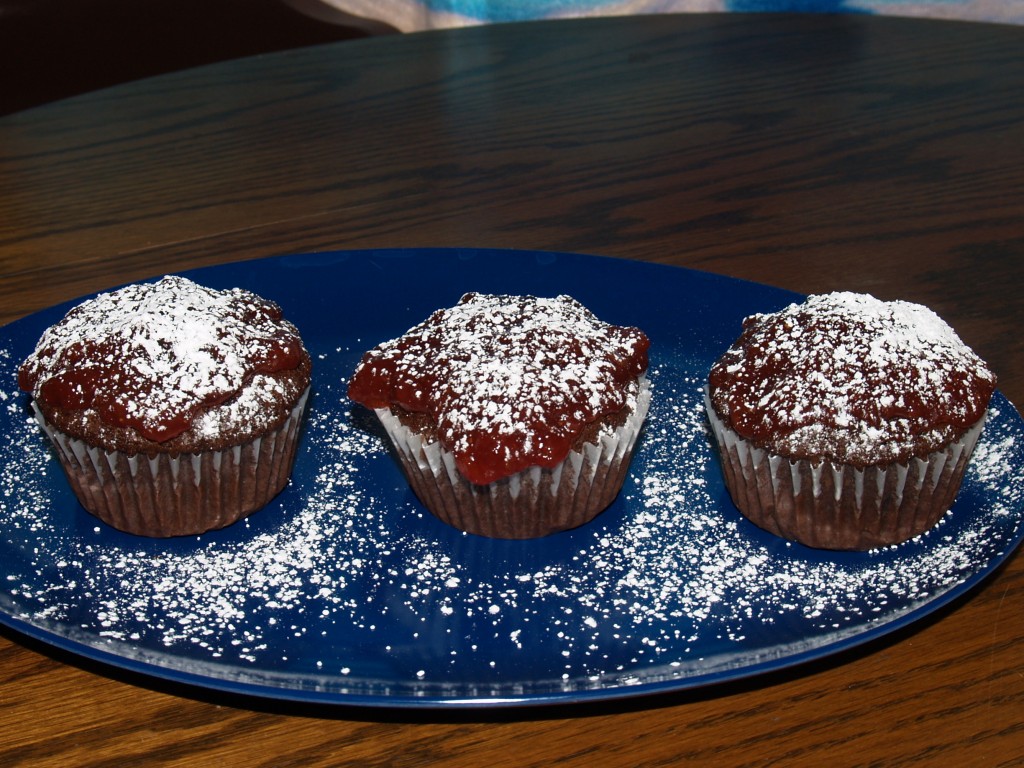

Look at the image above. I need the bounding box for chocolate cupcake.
[348,293,650,539]
[18,276,311,537]
[705,292,996,550]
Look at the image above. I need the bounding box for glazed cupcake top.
[19,276,310,450]
[348,293,650,484]
[707,291,996,465]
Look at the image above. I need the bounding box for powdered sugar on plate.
[0,339,1022,703]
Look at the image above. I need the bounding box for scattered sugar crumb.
[0,341,1021,699]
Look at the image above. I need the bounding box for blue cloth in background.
[286,0,1024,31]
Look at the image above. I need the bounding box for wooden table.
[1,13,1022,766]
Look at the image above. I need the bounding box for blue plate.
[1,248,1022,708]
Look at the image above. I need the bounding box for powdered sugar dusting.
[0,340,1021,700]
[18,276,306,444]
[709,292,997,465]
[348,293,649,485]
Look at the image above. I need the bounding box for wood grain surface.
[0,13,1022,767]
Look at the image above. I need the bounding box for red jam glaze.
[19,276,306,443]
[348,293,649,485]
[707,292,996,461]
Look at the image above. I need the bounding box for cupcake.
[348,293,650,539]
[705,292,996,550]
[18,275,311,537]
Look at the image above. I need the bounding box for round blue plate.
[0,248,1021,708]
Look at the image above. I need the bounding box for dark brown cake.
[348,293,650,538]
[18,275,311,537]
[705,291,996,550]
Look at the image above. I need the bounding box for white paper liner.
[704,388,986,550]
[376,376,651,539]
[32,387,310,537]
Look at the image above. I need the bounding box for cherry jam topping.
[19,276,305,443]
[708,292,996,462]
[349,293,649,485]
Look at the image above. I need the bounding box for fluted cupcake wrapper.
[376,377,651,539]
[704,389,986,550]
[33,387,310,537]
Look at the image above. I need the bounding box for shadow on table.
[0,0,390,116]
